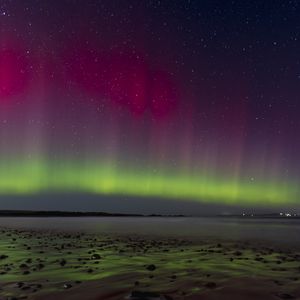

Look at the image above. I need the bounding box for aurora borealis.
[0,1,300,209]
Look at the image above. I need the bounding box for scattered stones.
[0,228,299,300]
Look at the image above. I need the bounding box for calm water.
[0,217,299,247]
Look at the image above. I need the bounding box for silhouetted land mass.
[0,210,298,218]
[0,210,185,217]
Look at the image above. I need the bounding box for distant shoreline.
[0,210,185,217]
[0,210,299,219]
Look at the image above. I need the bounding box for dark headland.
[0,210,298,219]
[0,210,185,217]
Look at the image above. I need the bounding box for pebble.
[146,264,156,271]
[63,283,72,289]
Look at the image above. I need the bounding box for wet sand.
[0,227,300,300]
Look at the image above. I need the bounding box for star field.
[0,0,300,207]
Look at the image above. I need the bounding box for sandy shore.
[0,227,300,300]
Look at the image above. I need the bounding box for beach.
[0,225,300,300]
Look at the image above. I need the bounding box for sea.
[0,216,299,247]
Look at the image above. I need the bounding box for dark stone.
[277,293,295,299]
[59,259,67,266]
[21,285,31,290]
[273,280,283,286]
[37,263,44,269]
[35,284,43,289]
[63,283,72,289]
[146,264,156,271]
[205,282,217,289]
[130,290,160,299]
[16,282,24,288]
[19,264,29,269]
[91,253,101,260]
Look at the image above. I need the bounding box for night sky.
[0,0,300,213]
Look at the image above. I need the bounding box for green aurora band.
[0,158,298,206]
